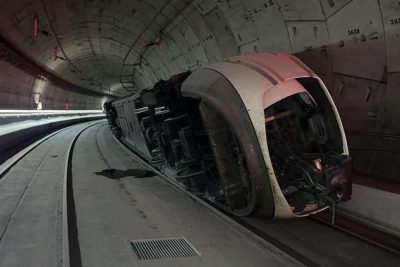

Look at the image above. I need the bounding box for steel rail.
[309,211,400,255]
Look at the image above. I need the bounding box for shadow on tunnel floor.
[95,168,155,179]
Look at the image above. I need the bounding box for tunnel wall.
[132,0,400,181]
[0,60,103,110]
[0,0,399,181]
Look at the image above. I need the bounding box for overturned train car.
[105,52,352,218]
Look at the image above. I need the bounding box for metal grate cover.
[130,236,201,260]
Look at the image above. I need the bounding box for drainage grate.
[130,237,201,260]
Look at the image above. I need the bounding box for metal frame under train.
[104,52,352,218]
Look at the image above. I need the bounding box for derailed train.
[104,52,352,218]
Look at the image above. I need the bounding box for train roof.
[223,52,316,86]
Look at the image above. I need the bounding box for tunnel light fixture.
[33,15,39,38]
[32,15,53,39]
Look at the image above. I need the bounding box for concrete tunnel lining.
[0,0,399,224]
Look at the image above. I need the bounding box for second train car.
[105,52,352,218]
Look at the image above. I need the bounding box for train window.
[265,88,350,215]
[297,78,343,152]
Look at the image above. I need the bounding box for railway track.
[310,209,400,255]
[0,125,76,177]
[112,134,400,266]
[0,121,104,267]
[1,122,398,267]
[63,122,103,267]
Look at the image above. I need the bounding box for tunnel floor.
[0,122,398,266]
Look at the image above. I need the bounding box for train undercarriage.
[105,53,352,218]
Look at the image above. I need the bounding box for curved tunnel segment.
[0,0,398,182]
[0,0,399,265]
[104,52,353,218]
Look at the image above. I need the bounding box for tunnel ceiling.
[0,0,189,96]
[1,0,400,180]
[0,0,397,95]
